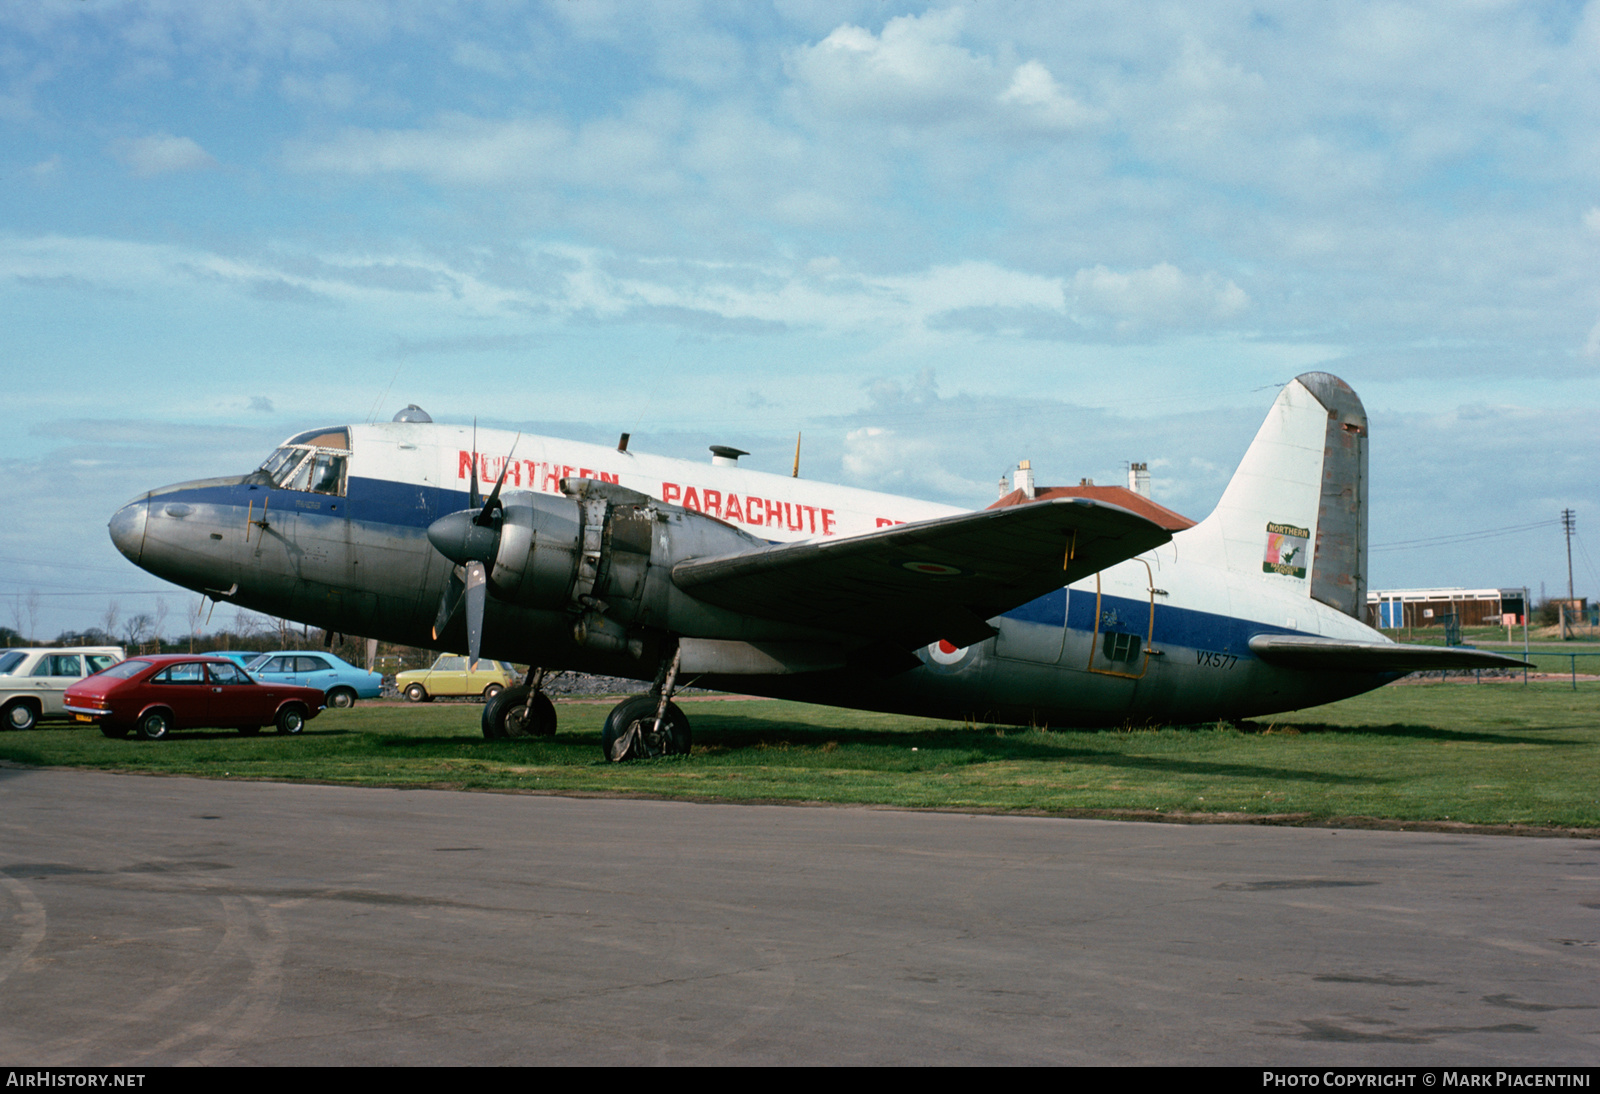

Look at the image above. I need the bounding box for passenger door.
[28,654,84,716]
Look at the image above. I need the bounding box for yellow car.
[395,656,520,703]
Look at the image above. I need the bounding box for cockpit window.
[259,427,350,496]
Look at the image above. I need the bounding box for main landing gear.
[602,645,691,762]
[482,667,558,739]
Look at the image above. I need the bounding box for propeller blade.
[464,560,486,670]
[474,433,521,528]
[469,419,481,511]
[431,566,466,639]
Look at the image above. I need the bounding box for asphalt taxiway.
[0,766,1595,1065]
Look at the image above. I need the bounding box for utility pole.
[1561,509,1576,604]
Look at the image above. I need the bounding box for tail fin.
[1190,372,1368,618]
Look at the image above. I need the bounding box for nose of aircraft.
[108,494,150,566]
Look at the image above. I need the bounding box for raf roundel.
[927,639,970,666]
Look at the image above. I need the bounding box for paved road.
[0,766,1595,1065]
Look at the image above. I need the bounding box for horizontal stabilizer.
[1248,635,1529,673]
[674,497,1171,651]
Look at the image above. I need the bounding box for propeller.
[427,432,519,669]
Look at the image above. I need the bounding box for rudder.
[1189,372,1368,617]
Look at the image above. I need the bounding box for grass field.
[2,680,1596,831]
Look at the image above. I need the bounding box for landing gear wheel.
[327,688,357,709]
[275,706,306,735]
[137,711,171,741]
[404,684,428,703]
[3,701,37,731]
[482,687,557,739]
[601,694,691,762]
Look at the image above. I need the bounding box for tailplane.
[1190,372,1368,618]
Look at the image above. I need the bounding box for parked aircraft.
[107,373,1521,759]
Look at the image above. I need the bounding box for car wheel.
[100,723,130,739]
[3,701,38,732]
[137,710,171,741]
[404,684,428,703]
[238,725,261,737]
[275,706,306,735]
[327,687,357,709]
[482,683,503,703]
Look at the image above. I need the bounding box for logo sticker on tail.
[1263,522,1309,578]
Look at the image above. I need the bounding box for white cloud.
[842,425,985,497]
[788,8,1091,134]
[999,60,1094,131]
[1071,263,1249,329]
[111,133,215,177]
[279,71,364,111]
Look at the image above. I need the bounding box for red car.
[64,654,325,741]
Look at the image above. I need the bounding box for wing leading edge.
[673,497,1172,651]
[1248,635,1530,673]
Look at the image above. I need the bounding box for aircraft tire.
[601,695,691,762]
[137,710,171,741]
[4,700,38,732]
[482,687,556,739]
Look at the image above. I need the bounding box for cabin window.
[1101,631,1142,663]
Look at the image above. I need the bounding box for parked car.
[395,656,520,703]
[244,650,383,708]
[64,654,325,740]
[208,651,264,671]
[0,647,125,731]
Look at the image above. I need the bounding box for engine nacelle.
[477,479,779,654]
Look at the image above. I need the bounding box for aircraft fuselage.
[110,390,1399,728]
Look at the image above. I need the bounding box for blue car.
[208,651,264,671]
[245,651,383,709]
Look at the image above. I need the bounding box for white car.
[0,647,125,731]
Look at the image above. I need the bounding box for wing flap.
[673,498,1171,650]
[1248,635,1530,673]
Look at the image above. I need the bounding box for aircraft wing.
[1247,635,1530,673]
[673,497,1171,651]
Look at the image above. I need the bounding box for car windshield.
[245,654,268,671]
[0,651,24,675]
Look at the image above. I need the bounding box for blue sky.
[2,0,1597,639]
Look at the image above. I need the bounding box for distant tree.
[0,625,23,647]
[121,613,154,647]
[101,600,121,642]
